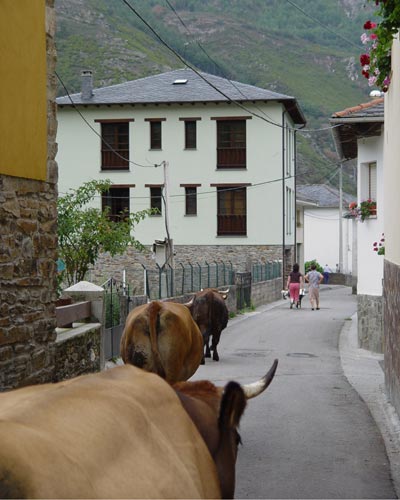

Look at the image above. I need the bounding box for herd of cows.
[0,288,278,499]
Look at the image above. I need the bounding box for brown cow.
[186,288,229,362]
[0,361,278,499]
[120,300,204,383]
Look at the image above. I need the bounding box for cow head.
[174,359,278,498]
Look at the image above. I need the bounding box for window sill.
[100,168,130,172]
[216,167,247,171]
[184,214,197,217]
[216,234,247,238]
[149,148,162,151]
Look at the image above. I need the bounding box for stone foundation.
[87,244,286,294]
[357,294,383,353]
[384,259,400,415]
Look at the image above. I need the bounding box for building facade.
[56,69,306,290]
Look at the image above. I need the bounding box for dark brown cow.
[186,288,229,362]
[120,300,204,383]
[0,361,278,499]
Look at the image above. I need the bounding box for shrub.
[304,259,324,274]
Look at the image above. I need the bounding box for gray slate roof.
[57,68,306,124]
[297,184,355,208]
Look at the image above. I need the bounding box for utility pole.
[339,163,343,273]
[162,160,174,269]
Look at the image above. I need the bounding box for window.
[185,121,197,149]
[367,162,377,200]
[145,119,165,150]
[102,187,130,222]
[216,186,246,235]
[149,186,162,215]
[214,118,248,169]
[185,187,197,215]
[360,161,377,213]
[99,121,130,170]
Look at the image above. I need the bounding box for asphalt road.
[191,286,396,499]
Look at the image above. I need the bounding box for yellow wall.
[0,0,47,181]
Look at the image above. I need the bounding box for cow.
[120,300,204,383]
[0,360,278,499]
[186,288,230,362]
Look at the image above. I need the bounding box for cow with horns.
[120,300,204,383]
[186,288,230,363]
[0,360,278,499]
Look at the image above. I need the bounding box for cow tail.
[148,302,167,379]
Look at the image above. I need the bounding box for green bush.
[304,259,324,274]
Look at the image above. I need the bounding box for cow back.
[120,301,203,383]
[0,365,221,499]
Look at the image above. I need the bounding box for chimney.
[81,70,93,100]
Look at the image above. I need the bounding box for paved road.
[191,286,396,499]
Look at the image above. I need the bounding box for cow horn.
[218,288,230,294]
[183,297,194,306]
[241,359,278,399]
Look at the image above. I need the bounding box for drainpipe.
[282,111,286,290]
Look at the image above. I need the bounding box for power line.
[56,71,159,169]
[283,0,362,50]
[119,0,344,136]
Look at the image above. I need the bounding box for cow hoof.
[201,358,205,365]
[205,352,211,358]
[213,353,219,362]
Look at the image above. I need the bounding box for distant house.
[330,97,384,353]
[296,184,355,274]
[56,68,306,290]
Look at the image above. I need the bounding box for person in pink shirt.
[286,263,304,309]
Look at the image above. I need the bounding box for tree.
[58,180,155,286]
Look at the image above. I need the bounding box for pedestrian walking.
[286,263,304,309]
[323,264,332,284]
[305,264,323,310]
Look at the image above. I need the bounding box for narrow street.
[192,286,396,499]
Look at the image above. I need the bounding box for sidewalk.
[339,312,400,497]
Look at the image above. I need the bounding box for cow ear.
[218,381,247,430]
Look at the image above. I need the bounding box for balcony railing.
[217,147,246,168]
[217,214,246,235]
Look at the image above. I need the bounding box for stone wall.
[87,244,285,294]
[384,259,400,415]
[53,324,101,382]
[357,294,383,353]
[0,0,58,391]
[251,278,282,308]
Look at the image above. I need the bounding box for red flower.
[364,21,377,30]
[373,247,378,251]
[360,53,371,65]
[362,70,370,78]
[373,242,378,246]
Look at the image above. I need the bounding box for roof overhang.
[330,118,383,160]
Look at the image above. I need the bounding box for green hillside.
[55,0,378,194]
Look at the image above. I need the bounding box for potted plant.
[359,199,377,221]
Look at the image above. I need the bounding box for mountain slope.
[55,0,377,193]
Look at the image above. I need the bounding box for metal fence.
[102,278,130,360]
[143,261,235,300]
[252,260,282,283]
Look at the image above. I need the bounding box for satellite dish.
[369,90,383,98]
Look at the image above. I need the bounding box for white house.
[296,184,355,275]
[383,35,400,416]
[56,69,306,289]
[331,97,384,352]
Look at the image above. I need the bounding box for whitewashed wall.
[57,101,295,247]
[303,207,353,273]
[356,133,384,296]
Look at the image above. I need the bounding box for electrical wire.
[56,71,159,169]
[120,0,345,136]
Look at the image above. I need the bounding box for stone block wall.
[87,244,285,294]
[53,325,101,382]
[0,0,58,391]
[357,294,383,353]
[384,259,400,415]
[251,278,282,308]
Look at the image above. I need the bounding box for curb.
[339,312,400,497]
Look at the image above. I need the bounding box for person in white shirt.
[323,264,332,284]
[305,264,324,310]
